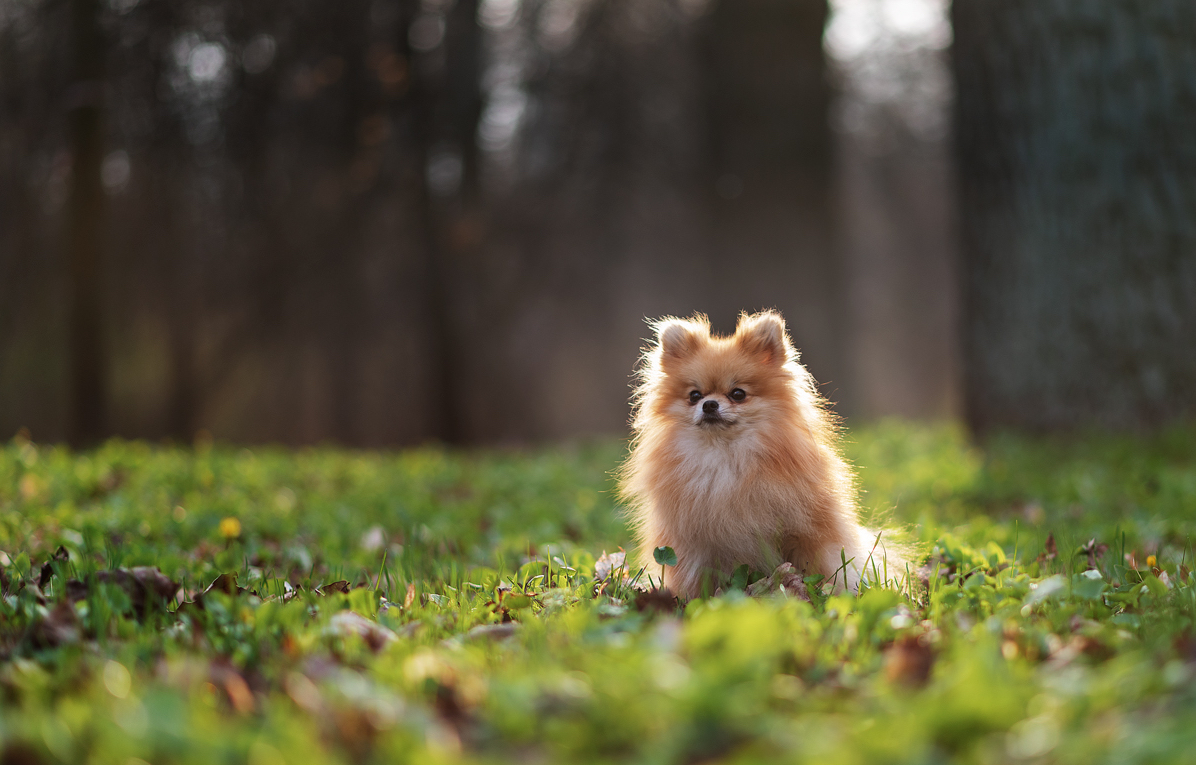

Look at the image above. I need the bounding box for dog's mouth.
[699,412,732,428]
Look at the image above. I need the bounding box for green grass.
[2,422,1196,764]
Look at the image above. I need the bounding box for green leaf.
[963,572,990,592]
[506,594,534,610]
[1140,574,1170,598]
[731,564,752,591]
[1111,612,1141,629]
[653,546,677,567]
[1071,571,1107,601]
[1024,574,1068,607]
[347,587,379,618]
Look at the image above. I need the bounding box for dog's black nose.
[702,400,719,414]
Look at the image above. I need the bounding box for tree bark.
[953,0,1196,432]
[699,0,846,393]
[402,0,483,444]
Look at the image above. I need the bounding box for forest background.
[1,0,1194,447]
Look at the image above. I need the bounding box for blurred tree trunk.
[699,0,847,393]
[163,160,210,445]
[66,0,107,447]
[403,0,483,444]
[324,2,373,445]
[442,0,483,206]
[164,183,200,443]
[953,0,1196,433]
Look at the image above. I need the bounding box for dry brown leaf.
[594,550,628,582]
[634,588,679,615]
[210,662,255,714]
[327,611,396,652]
[64,566,178,616]
[746,563,811,601]
[884,634,935,686]
[32,602,80,648]
[318,580,351,595]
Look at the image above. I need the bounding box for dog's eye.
[729,388,746,402]
[688,390,702,404]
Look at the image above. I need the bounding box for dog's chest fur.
[662,433,801,559]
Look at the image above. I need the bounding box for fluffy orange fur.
[618,310,904,599]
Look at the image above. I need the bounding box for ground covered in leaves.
[3,423,1196,764]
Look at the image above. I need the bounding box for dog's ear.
[735,311,789,366]
[655,317,706,362]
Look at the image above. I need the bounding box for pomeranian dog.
[618,310,905,599]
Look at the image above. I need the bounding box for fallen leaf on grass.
[482,594,516,623]
[1078,538,1109,570]
[64,567,178,616]
[464,623,518,642]
[327,611,396,652]
[204,572,250,596]
[173,572,251,613]
[1046,635,1111,668]
[398,622,424,639]
[37,546,70,588]
[0,742,45,765]
[915,563,937,589]
[634,588,679,615]
[1025,575,1068,608]
[1174,631,1196,664]
[360,525,386,552]
[32,602,81,647]
[1068,614,1100,634]
[285,671,323,712]
[884,634,934,686]
[317,580,351,595]
[209,661,255,714]
[1041,533,1058,563]
[332,707,378,759]
[594,550,627,582]
[745,563,811,601]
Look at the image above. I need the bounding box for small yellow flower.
[219,517,242,538]
[1147,555,1158,569]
